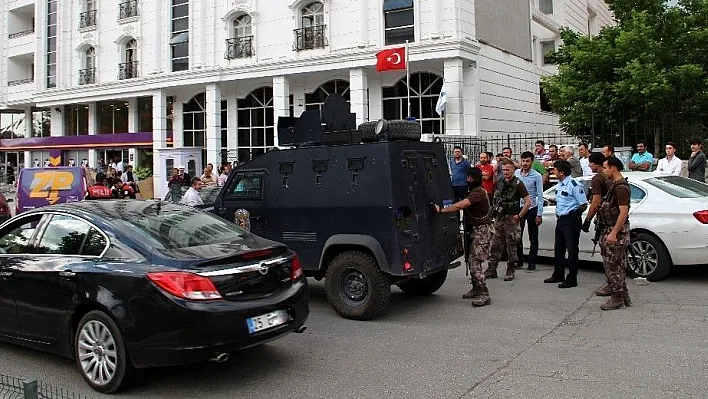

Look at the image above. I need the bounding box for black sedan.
[0,200,309,393]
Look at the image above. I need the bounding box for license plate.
[246,310,288,334]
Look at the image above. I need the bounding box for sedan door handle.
[59,270,76,278]
[0,271,12,278]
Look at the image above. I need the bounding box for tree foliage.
[542,0,708,156]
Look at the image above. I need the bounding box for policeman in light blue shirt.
[544,160,588,289]
[515,151,545,272]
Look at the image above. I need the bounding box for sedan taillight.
[147,272,223,300]
[694,210,708,224]
[291,255,303,281]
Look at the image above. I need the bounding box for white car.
[526,172,708,281]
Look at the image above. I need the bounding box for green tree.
[542,0,708,157]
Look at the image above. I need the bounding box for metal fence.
[0,374,91,399]
[432,132,586,165]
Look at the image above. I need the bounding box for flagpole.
[405,40,411,118]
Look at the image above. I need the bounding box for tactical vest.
[494,177,521,215]
[597,180,630,226]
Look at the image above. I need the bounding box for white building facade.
[0,0,613,196]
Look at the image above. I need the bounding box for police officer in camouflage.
[485,159,532,282]
[597,156,632,310]
[436,168,492,306]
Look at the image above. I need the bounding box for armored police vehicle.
[213,94,461,320]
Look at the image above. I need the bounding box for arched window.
[183,93,206,149]
[226,14,254,59]
[119,38,138,79]
[295,2,326,50]
[233,14,252,38]
[382,72,444,134]
[85,47,95,70]
[237,87,274,163]
[305,79,350,112]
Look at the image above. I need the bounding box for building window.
[221,100,228,164]
[237,87,274,163]
[384,0,414,45]
[137,97,153,132]
[171,0,189,72]
[183,93,206,148]
[32,108,51,138]
[80,0,98,28]
[119,39,139,79]
[0,112,27,139]
[79,47,96,85]
[119,0,139,20]
[541,41,555,65]
[305,80,350,112]
[97,101,129,134]
[64,105,89,136]
[294,2,326,51]
[226,14,254,59]
[539,0,553,14]
[540,84,553,112]
[46,0,57,88]
[382,72,444,134]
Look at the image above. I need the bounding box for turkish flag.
[376,47,406,72]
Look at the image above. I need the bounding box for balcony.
[8,28,34,39]
[119,0,138,20]
[293,25,327,51]
[8,78,33,86]
[118,61,139,80]
[78,68,96,85]
[79,10,97,29]
[225,36,254,59]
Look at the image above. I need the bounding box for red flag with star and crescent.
[376,47,406,72]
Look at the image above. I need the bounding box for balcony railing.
[78,68,96,85]
[225,36,254,59]
[79,10,98,28]
[118,61,139,80]
[293,25,327,51]
[119,0,139,19]
[8,78,34,86]
[8,28,35,39]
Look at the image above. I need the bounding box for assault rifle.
[591,222,604,257]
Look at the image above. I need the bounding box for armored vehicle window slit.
[227,173,265,200]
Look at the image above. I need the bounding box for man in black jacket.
[687,138,706,182]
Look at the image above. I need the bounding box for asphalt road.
[2,262,708,398]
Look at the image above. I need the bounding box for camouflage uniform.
[488,216,522,275]
[599,223,629,297]
[467,224,491,292]
[597,179,631,310]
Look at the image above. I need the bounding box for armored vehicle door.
[396,149,459,274]
[216,170,268,236]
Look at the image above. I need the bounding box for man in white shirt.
[578,142,593,176]
[653,142,682,176]
[180,177,204,207]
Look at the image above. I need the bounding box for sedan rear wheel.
[627,232,672,281]
[75,311,132,394]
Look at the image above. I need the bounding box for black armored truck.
[213,94,462,320]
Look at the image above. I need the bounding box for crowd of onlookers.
[450,137,707,203]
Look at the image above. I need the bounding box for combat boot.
[472,288,491,307]
[600,295,625,311]
[594,284,612,296]
[503,268,515,281]
[462,286,480,299]
[484,268,498,279]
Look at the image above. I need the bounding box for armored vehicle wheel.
[381,120,422,141]
[325,251,391,320]
[397,270,448,296]
[358,121,379,142]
